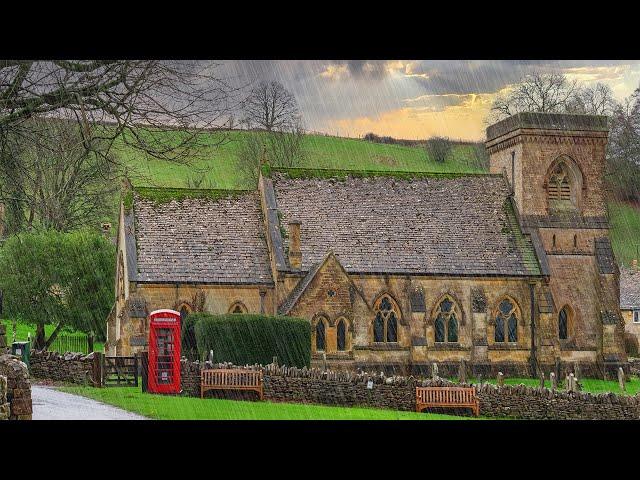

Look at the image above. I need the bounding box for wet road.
[32,386,146,420]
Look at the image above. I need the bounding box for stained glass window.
[373,295,400,343]
[315,320,326,351]
[559,307,569,340]
[433,297,459,343]
[337,319,346,351]
[495,299,518,343]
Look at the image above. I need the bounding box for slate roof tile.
[133,191,272,284]
[620,266,640,309]
[272,172,541,277]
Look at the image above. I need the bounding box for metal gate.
[103,355,138,387]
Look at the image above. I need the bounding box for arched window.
[495,298,518,343]
[558,306,570,340]
[433,297,459,343]
[228,301,247,314]
[373,295,400,343]
[315,319,326,351]
[546,157,583,213]
[337,319,346,351]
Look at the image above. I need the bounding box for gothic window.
[315,320,326,351]
[373,295,400,343]
[228,301,247,314]
[433,297,459,343]
[495,299,518,343]
[546,158,582,213]
[558,306,570,340]
[337,319,346,351]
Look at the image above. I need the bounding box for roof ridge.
[271,166,499,180]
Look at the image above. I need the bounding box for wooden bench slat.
[416,386,479,417]
[201,368,264,400]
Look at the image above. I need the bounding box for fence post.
[139,351,149,392]
[93,351,104,388]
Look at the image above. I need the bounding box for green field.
[58,386,470,420]
[115,130,486,190]
[609,201,640,265]
[1,319,104,353]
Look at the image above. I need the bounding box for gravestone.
[539,370,545,389]
[568,373,576,393]
[574,363,581,381]
[497,372,504,387]
[458,360,466,384]
[550,372,557,390]
[431,363,438,381]
[618,367,626,392]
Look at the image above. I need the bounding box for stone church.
[106,112,627,377]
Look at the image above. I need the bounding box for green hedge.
[181,313,200,361]
[192,313,311,367]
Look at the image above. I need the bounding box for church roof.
[128,188,273,285]
[271,169,542,277]
[620,266,640,309]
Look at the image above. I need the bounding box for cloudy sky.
[217,60,640,141]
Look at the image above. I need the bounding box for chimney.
[288,220,302,269]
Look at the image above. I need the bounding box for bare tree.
[242,81,300,131]
[266,119,306,168]
[606,90,640,201]
[0,60,239,233]
[490,73,579,121]
[568,83,616,116]
[1,115,118,231]
[425,136,452,163]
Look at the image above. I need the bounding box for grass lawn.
[1,319,104,353]
[58,386,473,420]
[458,376,640,395]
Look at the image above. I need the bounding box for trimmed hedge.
[181,314,200,361]
[193,314,311,368]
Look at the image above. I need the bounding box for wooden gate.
[103,356,138,387]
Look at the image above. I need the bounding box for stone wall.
[0,354,32,420]
[0,376,9,420]
[30,350,97,385]
[181,359,640,420]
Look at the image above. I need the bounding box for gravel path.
[32,385,146,420]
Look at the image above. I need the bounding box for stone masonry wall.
[0,376,10,420]
[182,359,640,420]
[30,350,96,385]
[0,354,32,420]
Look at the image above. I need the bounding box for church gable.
[282,252,368,320]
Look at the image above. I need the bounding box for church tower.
[486,112,626,376]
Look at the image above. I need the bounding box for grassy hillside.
[115,130,486,189]
[114,129,640,265]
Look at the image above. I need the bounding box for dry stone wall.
[0,354,32,420]
[0,376,10,420]
[30,350,96,385]
[181,359,640,419]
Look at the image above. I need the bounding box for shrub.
[193,313,311,367]
[181,313,200,361]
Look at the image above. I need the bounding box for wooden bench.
[201,368,264,400]
[416,386,479,416]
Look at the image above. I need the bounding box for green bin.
[11,341,30,368]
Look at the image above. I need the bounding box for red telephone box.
[148,309,181,394]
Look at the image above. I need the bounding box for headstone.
[568,373,576,393]
[539,370,545,389]
[366,379,374,390]
[458,360,467,384]
[618,367,626,392]
[550,372,557,390]
[431,363,438,381]
[322,352,327,372]
[497,372,504,387]
[574,363,581,381]
[209,350,214,362]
